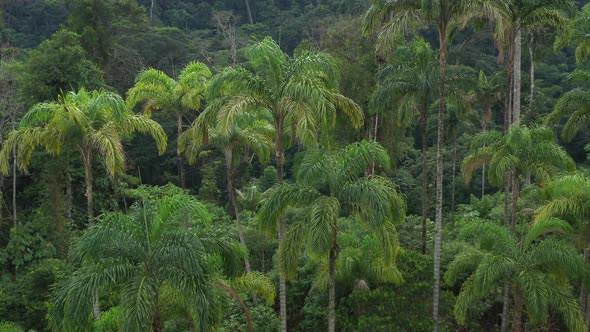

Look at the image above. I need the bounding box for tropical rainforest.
[2,0,590,331]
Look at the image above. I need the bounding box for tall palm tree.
[463,126,575,230]
[179,111,274,278]
[0,89,167,225]
[493,0,573,126]
[468,70,504,196]
[48,192,274,332]
[535,174,590,326]
[363,2,505,328]
[258,141,406,332]
[371,38,437,255]
[127,62,211,188]
[445,220,586,332]
[204,37,363,332]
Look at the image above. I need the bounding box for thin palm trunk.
[215,280,254,332]
[152,295,163,332]
[150,0,154,21]
[275,116,288,332]
[328,236,339,332]
[244,0,254,24]
[511,174,520,230]
[433,22,448,332]
[12,144,16,228]
[178,112,187,188]
[225,149,258,306]
[513,287,524,332]
[529,35,535,111]
[451,131,458,222]
[501,279,510,332]
[421,99,429,255]
[504,28,515,133]
[512,23,522,126]
[82,148,94,226]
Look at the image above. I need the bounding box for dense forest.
[2,0,590,331]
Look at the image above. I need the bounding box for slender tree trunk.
[0,176,4,223]
[83,148,100,320]
[244,0,254,24]
[584,226,590,327]
[500,280,510,332]
[421,100,429,255]
[66,170,73,221]
[178,112,187,188]
[328,237,339,332]
[451,131,458,220]
[481,105,491,197]
[512,22,522,126]
[83,150,94,226]
[513,287,523,332]
[529,35,535,111]
[511,174,520,231]
[432,24,448,332]
[504,28,515,134]
[275,116,288,332]
[215,280,254,332]
[150,0,154,21]
[12,144,16,228]
[152,296,163,332]
[226,149,258,305]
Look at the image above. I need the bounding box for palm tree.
[204,37,363,332]
[493,0,573,126]
[257,141,406,332]
[0,88,167,226]
[49,191,274,332]
[445,219,586,332]
[127,62,211,188]
[363,2,506,328]
[179,111,274,278]
[463,126,575,230]
[371,38,437,255]
[468,70,504,196]
[556,4,590,63]
[535,174,590,326]
[546,70,590,146]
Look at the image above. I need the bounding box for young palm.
[363,2,505,328]
[127,62,211,188]
[546,70,590,149]
[179,111,274,277]
[371,38,437,255]
[535,174,590,324]
[463,126,575,229]
[258,141,406,332]
[204,37,363,331]
[556,4,590,63]
[0,88,167,225]
[468,70,504,196]
[49,192,273,332]
[445,220,586,332]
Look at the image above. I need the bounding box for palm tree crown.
[258,140,406,332]
[445,220,586,332]
[0,88,167,225]
[49,191,251,331]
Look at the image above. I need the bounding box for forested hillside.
[1,0,590,331]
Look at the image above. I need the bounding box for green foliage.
[445,220,586,331]
[19,30,103,105]
[49,188,246,331]
[0,322,23,332]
